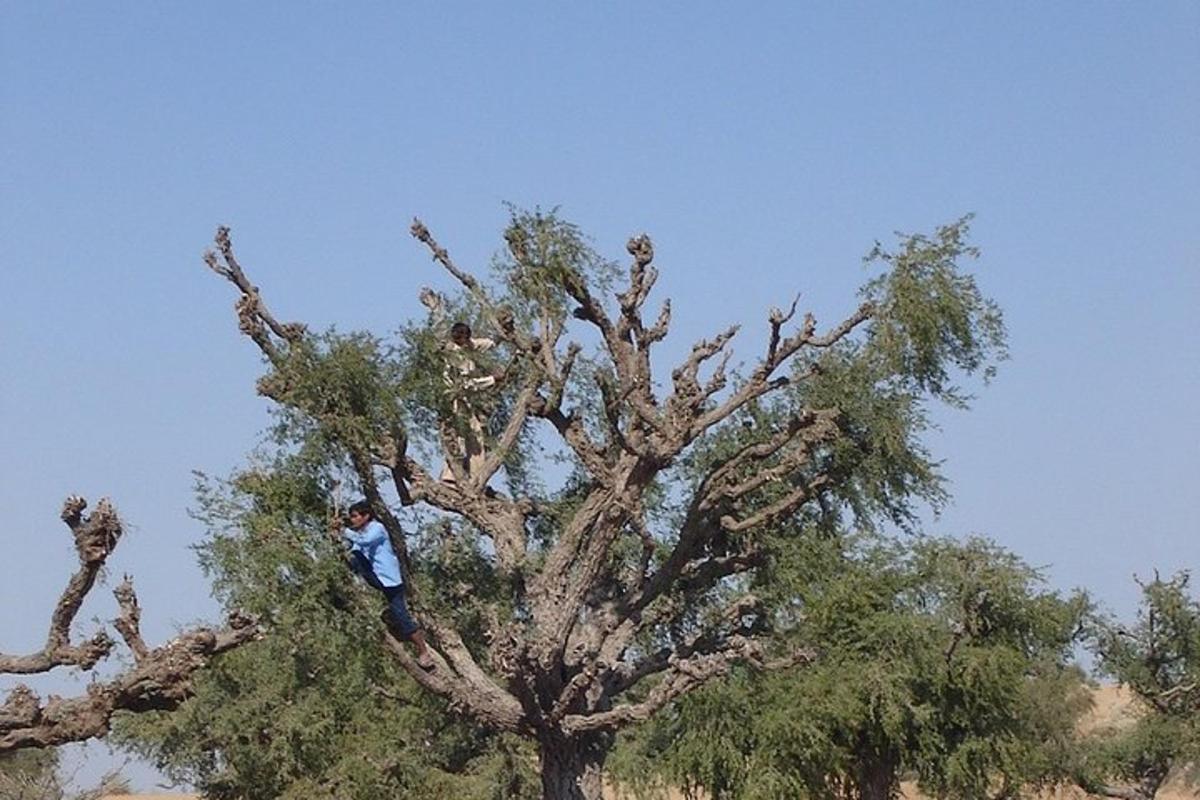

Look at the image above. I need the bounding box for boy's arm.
[465,373,497,391]
[355,520,390,548]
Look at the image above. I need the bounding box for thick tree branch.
[554,239,666,445]
[720,474,831,533]
[668,325,740,422]
[607,596,766,696]
[401,460,530,570]
[609,413,834,638]
[584,553,768,702]
[562,637,811,734]
[1,498,260,752]
[528,398,611,480]
[0,497,121,675]
[382,624,525,733]
[565,589,767,720]
[694,409,837,512]
[1,612,258,751]
[474,375,540,490]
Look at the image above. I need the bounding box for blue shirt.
[342,519,404,588]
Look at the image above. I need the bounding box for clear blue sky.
[2,2,1197,790]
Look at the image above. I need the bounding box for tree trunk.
[538,732,611,800]
[856,751,897,800]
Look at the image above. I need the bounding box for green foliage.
[261,331,408,458]
[613,536,1090,799]
[114,464,539,800]
[1077,572,1200,796]
[800,217,1005,528]
[860,216,1007,406]
[668,217,1005,558]
[652,217,1010,668]
[797,346,946,531]
[496,205,621,323]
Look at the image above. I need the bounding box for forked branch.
[0,498,260,752]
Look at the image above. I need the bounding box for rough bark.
[0,497,259,752]
[537,731,612,800]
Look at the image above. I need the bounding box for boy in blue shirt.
[342,500,434,670]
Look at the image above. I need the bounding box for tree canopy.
[120,209,1007,800]
[611,535,1092,800]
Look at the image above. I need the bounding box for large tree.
[0,496,258,752]
[188,210,1004,799]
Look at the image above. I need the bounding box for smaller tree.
[613,535,1091,800]
[0,749,61,800]
[1077,571,1199,800]
[0,496,258,753]
[0,749,132,800]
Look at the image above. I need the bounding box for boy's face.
[451,327,471,347]
[348,509,370,530]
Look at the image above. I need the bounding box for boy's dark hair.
[450,321,471,337]
[348,499,372,517]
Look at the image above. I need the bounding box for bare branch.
[532,397,610,472]
[562,637,812,734]
[204,227,304,362]
[666,325,740,429]
[411,218,536,354]
[765,294,801,365]
[684,301,872,442]
[542,340,579,414]
[1,499,260,751]
[112,576,149,663]
[410,219,485,297]
[643,299,671,346]
[1,611,258,751]
[402,460,530,571]
[701,411,839,513]
[720,474,831,533]
[474,375,540,489]
[0,497,122,675]
[593,372,658,459]
[618,235,659,325]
